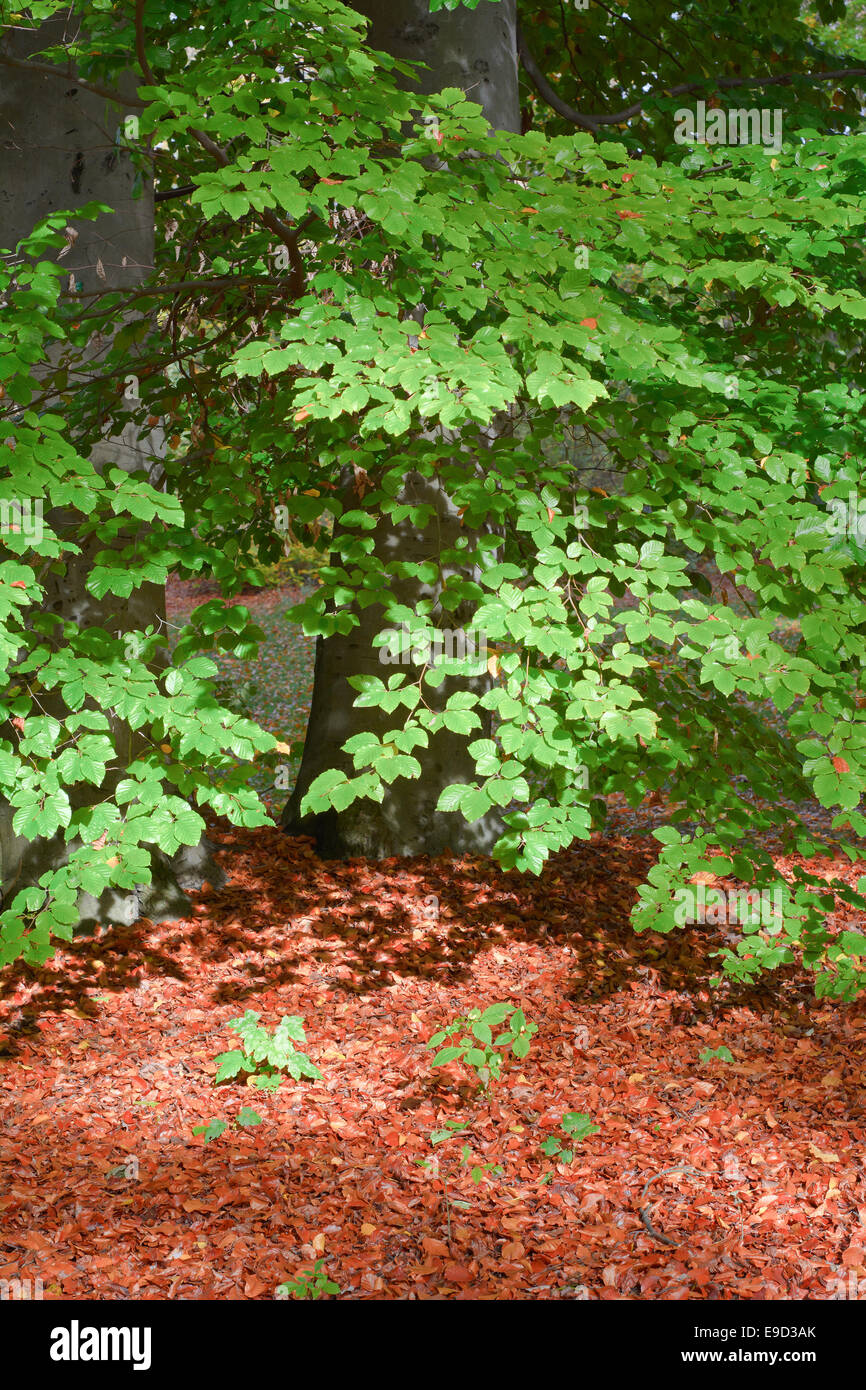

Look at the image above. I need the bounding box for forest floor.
[0,576,865,1300]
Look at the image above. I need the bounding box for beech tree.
[2,0,866,1003]
[282,0,521,857]
[0,10,226,927]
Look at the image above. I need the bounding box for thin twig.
[0,50,147,108]
[638,1163,705,1246]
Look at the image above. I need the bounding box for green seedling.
[540,1111,599,1175]
[275,1259,339,1300]
[427,1002,537,1088]
[193,1106,262,1143]
[699,1045,734,1064]
[214,1010,321,1090]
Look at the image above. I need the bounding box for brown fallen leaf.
[808,1143,839,1163]
[422,1237,450,1258]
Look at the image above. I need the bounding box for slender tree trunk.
[283,0,519,858]
[0,16,224,925]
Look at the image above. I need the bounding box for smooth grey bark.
[283,462,505,858]
[358,0,520,134]
[283,0,519,858]
[0,17,224,926]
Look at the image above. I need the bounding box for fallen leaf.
[422,1237,450,1258]
[808,1143,839,1163]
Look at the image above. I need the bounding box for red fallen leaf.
[16,1231,53,1251]
[617,210,643,220]
[832,756,850,773]
[621,172,634,182]
[501,1216,525,1233]
[11,791,866,1303]
[381,1128,401,1147]
[443,1262,472,1283]
[293,408,310,422]
[244,1275,269,1296]
[10,581,27,589]
[422,1237,450,1258]
[579,318,598,329]
[841,1246,866,1267]
[320,178,343,186]
[547,507,556,522]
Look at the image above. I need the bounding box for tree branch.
[0,49,148,108]
[516,30,599,131]
[61,274,286,319]
[517,27,866,130]
[23,303,261,414]
[154,183,197,202]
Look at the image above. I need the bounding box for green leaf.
[236,1107,263,1127]
[430,1045,463,1067]
[214,1050,248,1083]
[193,1118,229,1143]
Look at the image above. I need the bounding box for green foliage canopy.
[2,0,866,997]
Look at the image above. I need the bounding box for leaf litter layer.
[1,823,866,1300]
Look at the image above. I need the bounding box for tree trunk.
[358,0,520,132]
[0,17,224,926]
[282,0,519,858]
